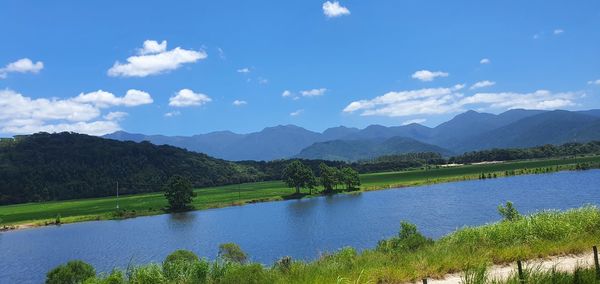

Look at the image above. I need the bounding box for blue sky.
[1,0,599,136]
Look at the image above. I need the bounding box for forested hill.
[0,132,260,205]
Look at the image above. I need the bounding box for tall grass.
[50,206,600,284]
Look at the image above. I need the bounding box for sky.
[1,0,599,136]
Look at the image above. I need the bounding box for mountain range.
[104,109,600,161]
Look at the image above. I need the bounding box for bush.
[498,201,521,221]
[127,264,166,284]
[219,263,271,284]
[163,250,199,266]
[46,260,95,284]
[218,243,248,264]
[162,250,209,283]
[376,221,433,253]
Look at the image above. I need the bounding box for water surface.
[1,170,599,283]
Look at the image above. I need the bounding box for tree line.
[1,132,599,205]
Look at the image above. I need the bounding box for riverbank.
[46,206,600,283]
[1,155,599,230]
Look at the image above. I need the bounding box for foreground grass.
[1,155,599,227]
[54,206,600,283]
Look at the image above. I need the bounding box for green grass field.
[1,155,599,226]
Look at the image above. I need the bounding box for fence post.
[517,260,525,283]
[422,278,427,284]
[594,245,600,280]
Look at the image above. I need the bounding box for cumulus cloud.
[322,1,350,18]
[138,40,167,55]
[411,70,449,82]
[73,89,153,107]
[290,109,304,116]
[237,68,250,73]
[402,118,426,125]
[587,79,600,85]
[232,100,247,106]
[301,88,327,97]
[104,111,128,121]
[470,80,496,90]
[480,58,491,64]
[169,89,212,107]
[0,58,44,79]
[459,90,575,110]
[343,85,577,117]
[282,90,293,97]
[0,89,151,136]
[108,40,206,77]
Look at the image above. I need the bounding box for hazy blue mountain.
[107,125,323,161]
[106,109,600,161]
[295,136,452,161]
[457,110,600,151]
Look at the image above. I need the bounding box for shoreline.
[2,164,597,233]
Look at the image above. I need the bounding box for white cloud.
[554,29,564,35]
[233,100,247,106]
[402,118,426,125]
[587,79,600,85]
[138,40,167,55]
[470,80,496,90]
[282,90,293,97]
[108,40,206,77]
[322,1,350,18]
[104,111,128,121]
[411,70,449,82]
[0,58,44,79]
[73,89,153,107]
[217,47,226,60]
[169,89,212,107]
[343,85,576,117]
[0,89,151,136]
[459,90,576,110]
[480,58,491,64]
[258,77,269,84]
[290,109,304,116]
[164,111,181,117]
[301,88,327,97]
[237,68,250,73]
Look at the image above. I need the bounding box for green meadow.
[1,155,599,227]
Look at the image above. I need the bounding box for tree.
[319,163,337,193]
[282,161,317,194]
[218,243,248,264]
[498,201,521,221]
[164,175,195,211]
[46,260,95,284]
[340,167,361,190]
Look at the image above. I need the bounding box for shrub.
[219,263,271,284]
[376,221,433,253]
[127,264,166,284]
[498,201,521,221]
[218,243,248,264]
[46,260,95,284]
[163,250,199,266]
[162,250,209,282]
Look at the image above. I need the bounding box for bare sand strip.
[425,253,595,284]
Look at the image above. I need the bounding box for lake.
[1,170,599,283]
